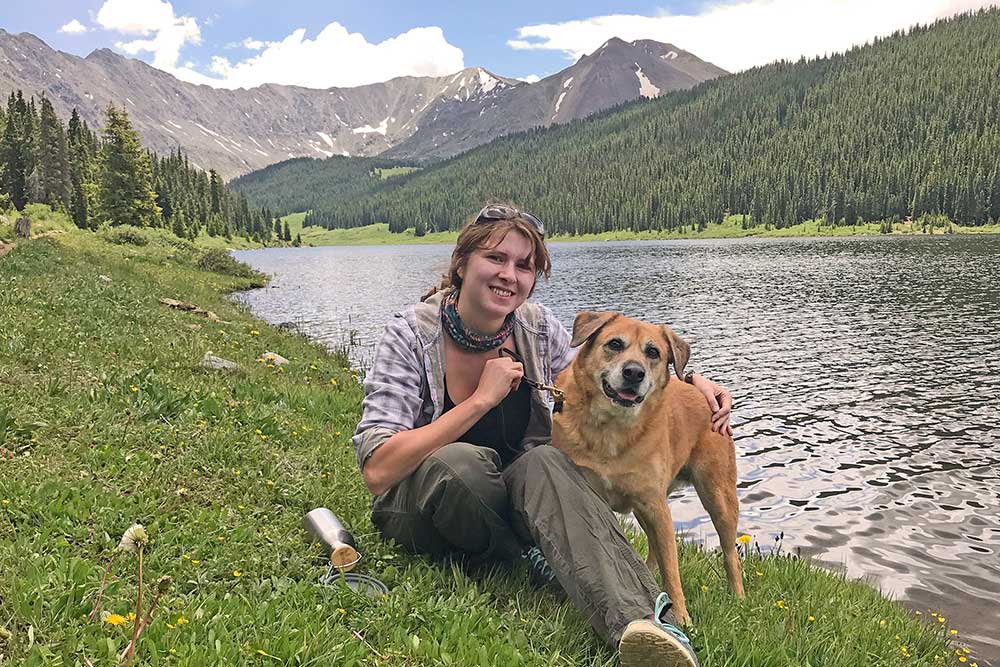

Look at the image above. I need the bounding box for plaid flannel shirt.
[352,289,575,474]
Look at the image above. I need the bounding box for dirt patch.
[0,242,16,259]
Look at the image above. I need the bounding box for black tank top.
[443,379,532,468]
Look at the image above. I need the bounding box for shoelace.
[654,593,693,646]
[523,546,556,584]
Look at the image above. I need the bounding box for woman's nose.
[497,262,516,281]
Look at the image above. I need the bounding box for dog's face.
[570,311,690,414]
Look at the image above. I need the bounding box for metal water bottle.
[303,507,360,572]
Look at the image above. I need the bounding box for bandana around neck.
[440,289,516,352]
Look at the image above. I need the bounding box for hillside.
[0,30,724,178]
[294,9,1000,234]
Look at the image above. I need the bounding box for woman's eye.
[606,339,624,352]
[645,347,661,360]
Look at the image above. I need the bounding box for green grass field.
[282,212,999,247]
[0,210,978,666]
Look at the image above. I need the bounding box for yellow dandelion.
[250,330,260,336]
[775,600,786,609]
[701,585,709,592]
[950,629,958,636]
[755,570,764,577]
[233,570,242,577]
[330,378,338,386]
[176,616,188,625]
[104,613,127,626]
[129,385,138,392]
[238,504,245,510]
[309,364,317,370]
[166,623,175,629]
[808,615,815,622]
[169,648,176,654]
[266,480,274,486]
[191,560,201,565]
[959,657,967,663]
[879,619,887,627]
[127,612,136,621]
[736,534,752,544]
[335,431,341,436]
[1,499,9,505]
[338,608,346,614]
[217,536,225,541]
[938,616,946,623]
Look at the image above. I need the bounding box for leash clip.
[499,348,566,412]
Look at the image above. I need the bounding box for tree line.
[292,8,1000,235]
[0,90,281,243]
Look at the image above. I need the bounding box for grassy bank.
[282,212,1000,246]
[0,221,976,666]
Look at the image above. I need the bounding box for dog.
[551,311,745,625]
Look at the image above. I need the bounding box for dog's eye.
[645,346,661,360]
[606,338,624,352]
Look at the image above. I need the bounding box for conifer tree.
[0,92,33,209]
[96,104,160,227]
[35,96,71,210]
[67,108,94,229]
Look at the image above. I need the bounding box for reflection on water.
[235,235,1000,661]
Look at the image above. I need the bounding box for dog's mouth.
[602,378,644,408]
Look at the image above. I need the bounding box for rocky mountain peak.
[0,28,726,177]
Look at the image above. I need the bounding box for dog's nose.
[621,363,645,385]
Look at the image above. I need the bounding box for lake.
[234,235,1000,661]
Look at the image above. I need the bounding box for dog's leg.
[634,501,691,626]
[691,445,746,598]
[633,511,659,575]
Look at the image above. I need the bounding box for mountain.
[295,9,1000,235]
[0,29,726,179]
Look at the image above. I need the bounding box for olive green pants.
[371,443,661,644]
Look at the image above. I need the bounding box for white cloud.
[518,74,542,83]
[172,23,465,90]
[96,0,201,71]
[509,0,999,72]
[58,19,89,34]
[243,37,264,50]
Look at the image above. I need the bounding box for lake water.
[234,235,1000,661]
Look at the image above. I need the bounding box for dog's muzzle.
[602,377,645,408]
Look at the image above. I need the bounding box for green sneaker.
[619,593,698,667]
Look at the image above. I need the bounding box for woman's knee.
[424,442,508,514]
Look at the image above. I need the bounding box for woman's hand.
[472,356,523,409]
[691,374,733,435]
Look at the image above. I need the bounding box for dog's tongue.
[616,389,638,401]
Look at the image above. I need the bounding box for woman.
[352,204,733,667]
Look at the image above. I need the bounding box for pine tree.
[35,96,71,210]
[281,220,291,241]
[67,108,93,229]
[96,104,160,227]
[0,92,33,209]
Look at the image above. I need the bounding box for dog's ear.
[571,311,619,348]
[660,325,691,380]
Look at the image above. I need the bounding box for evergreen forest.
[229,155,418,217]
[0,91,278,242]
[285,9,1000,235]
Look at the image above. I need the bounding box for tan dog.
[551,311,745,625]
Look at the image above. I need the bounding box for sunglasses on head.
[474,204,545,237]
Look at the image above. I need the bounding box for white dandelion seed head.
[119,523,148,553]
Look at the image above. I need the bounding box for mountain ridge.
[0,27,726,178]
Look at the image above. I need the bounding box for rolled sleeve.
[352,315,426,471]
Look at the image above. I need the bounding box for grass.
[279,213,1000,247]
[0,212,977,666]
[374,166,422,180]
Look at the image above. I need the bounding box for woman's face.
[459,229,536,323]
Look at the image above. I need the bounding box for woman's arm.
[361,354,524,496]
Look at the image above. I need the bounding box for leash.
[499,348,566,413]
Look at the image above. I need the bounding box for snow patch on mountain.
[635,65,660,98]
[352,117,389,135]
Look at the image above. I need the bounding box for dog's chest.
[581,467,634,512]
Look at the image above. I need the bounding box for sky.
[3,0,998,89]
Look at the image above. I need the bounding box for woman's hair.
[421,203,552,302]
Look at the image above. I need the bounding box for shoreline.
[278,213,1000,248]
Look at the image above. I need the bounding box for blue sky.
[3,0,996,89]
